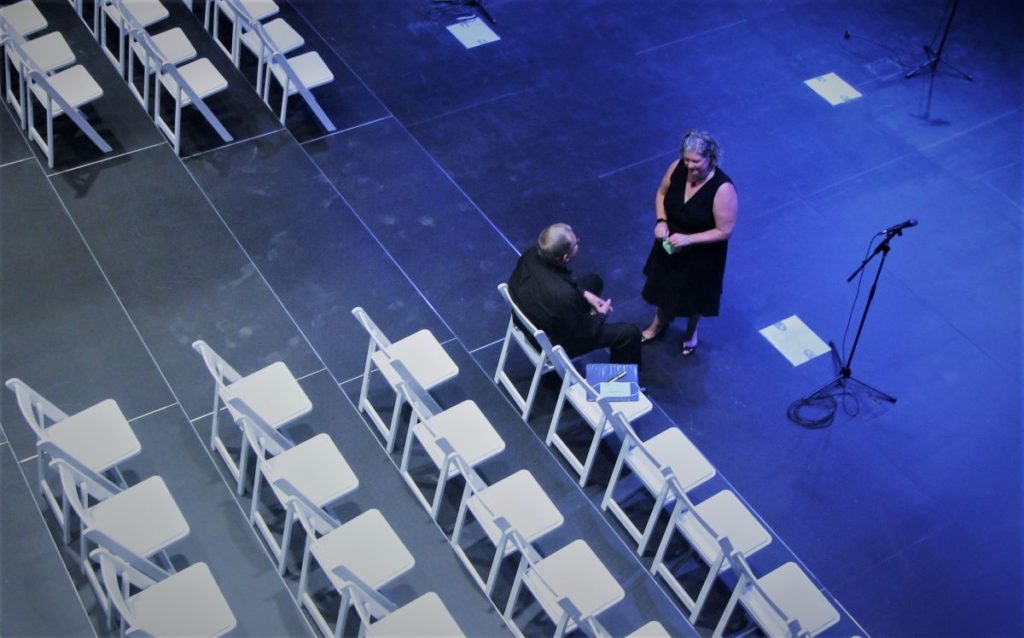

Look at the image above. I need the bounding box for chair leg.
[334,588,352,638]
[278,507,295,574]
[237,435,250,495]
[385,394,403,453]
[579,425,604,487]
[503,556,528,621]
[711,580,743,638]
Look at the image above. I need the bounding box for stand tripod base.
[905,45,973,81]
[803,372,897,404]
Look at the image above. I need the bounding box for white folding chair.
[26,61,111,168]
[5,378,141,543]
[42,441,189,618]
[367,592,466,638]
[394,361,505,519]
[0,0,47,37]
[450,463,563,596]
[546,345,652,486]
[264,49,335,130]
[712,541,840,638]
[126,26,196,108]
[154,54,231,154]
[505,536,625,638]
[601,411,716,555]
[2,24,75,128]
[204,0,277,61]
[650,482,770,623]
[192,340,312,495]
[301,507,415,638]
[95,547,236,638]
[494,282,558,422]
[97,0,168,72]
[350,306,459,453]
[228,396,359,575]
[237,16,301,94]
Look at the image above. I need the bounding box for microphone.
[881,219,918,234]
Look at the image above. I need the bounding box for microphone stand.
[801,229,902,404]
[905,0,972,81]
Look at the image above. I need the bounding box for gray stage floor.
[1,0,1021,636]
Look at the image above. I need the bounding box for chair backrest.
[41,440,123,518]
[330,562,398,628]
[272,476,340,537]
[192,340,243,392]
[720,539,804,637]
[497,282,556,357]
[351,306,393,350]
[4,378,70,440]
[391,359,442,425]
[548,345,600,402]
[226,395,293,457]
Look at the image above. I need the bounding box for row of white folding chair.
[350,306,459,453]
[0,11,111,167]
[226,394,359,576]
[1,9,74,127]
[601,409,717,556]
[227,395,460,638]
[192,339,312,496]
[392,358,506,518]
[38,440,189,626]
[546,344,654,486]
[103,0,233,154]
[202,0,334,130]
[94,543,236,638]
[5,378,141,545]
[494,282,558,422]
[96,0,169,73]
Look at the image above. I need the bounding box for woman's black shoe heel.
[640,324,667,345]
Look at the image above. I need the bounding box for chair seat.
[367,592,464,637]
[132,28,197,69]
[263,433,358,507]
[629,427,715,495]
[416,400,505,472]
[159,58,228,106]
[567,383,652,432]
[10,31,75,74]
[89,477,190,557]
[129,563,237,637]
[45,399,140,474]
[30,64,103,116]
[469,470,563,550]
[269,51,333,96]
[0,0,47,36]
[222,361,312,430]
[525,540,624,620]
[269,51,334,96]
[104,0,168,28]
[372,329,458,390]
[747,562,840,637]
[311,509,415,592]
[239,17,303,57]
[683,490,770,566]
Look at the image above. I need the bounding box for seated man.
[508,223,641,365]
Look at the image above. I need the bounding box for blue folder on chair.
[585,363,640,402]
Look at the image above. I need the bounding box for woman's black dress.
[642,163,733,318]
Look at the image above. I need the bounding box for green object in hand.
[663,239,680,254]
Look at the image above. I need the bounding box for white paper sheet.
[447,17,500,49]
[804,72,862,105]
[759,315,831,366]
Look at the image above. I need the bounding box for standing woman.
[640,130,738,355]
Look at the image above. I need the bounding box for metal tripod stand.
[905,0,972,81]
[802,230,903,404]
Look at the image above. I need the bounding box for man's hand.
[584,291,613,315]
